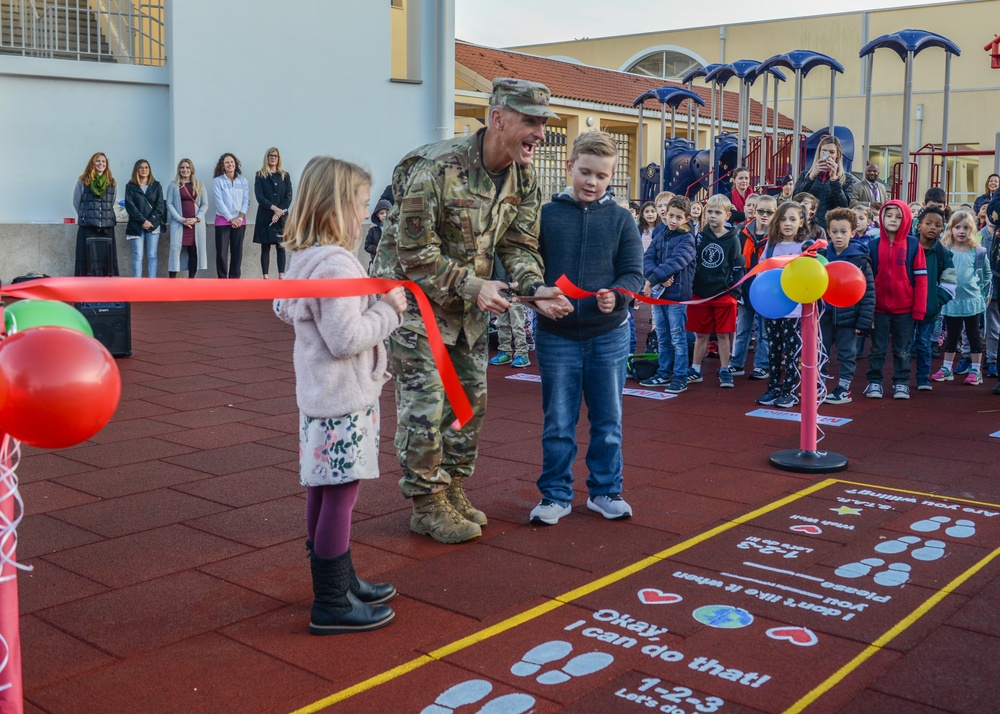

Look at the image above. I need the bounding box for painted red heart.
[766,626,818,646]
[637,588,682,605]
[790,524,823,535]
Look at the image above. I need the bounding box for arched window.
[622,46,706,81]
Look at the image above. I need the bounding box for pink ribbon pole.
[768,300,848,474]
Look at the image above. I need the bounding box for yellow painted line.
[293,477,994,713]
[833,478,1000,509]
[783,543,1000,713]
[291,656,434,713]
[292,478,837,713]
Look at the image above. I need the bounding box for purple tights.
[306,481,360,558]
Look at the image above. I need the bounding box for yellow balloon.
[780,256,829,304]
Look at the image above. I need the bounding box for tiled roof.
[456,41,797,131]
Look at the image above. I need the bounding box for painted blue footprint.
[873,562,911,587]
[510,640,573,677]
[535,651,615,685]
[835,557,884,579]
[911,539,947,561]
[422,680,493,714]
[874,535,921,554]
[910,515,951,533]
[477,694,536,714]
[946,519,976,538]
[421,681,535,714]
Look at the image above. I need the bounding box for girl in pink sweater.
[274,156,406,634]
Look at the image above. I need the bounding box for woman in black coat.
[253,147,293,278]
[72,152,120,276]
[792,135,857,229]
[124,159,166,277]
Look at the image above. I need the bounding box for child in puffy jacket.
[641,195,697,393]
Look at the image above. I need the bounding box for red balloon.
[0,326,121,449]
[823,261,867,308]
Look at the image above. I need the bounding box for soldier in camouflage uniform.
[371,78,574,544]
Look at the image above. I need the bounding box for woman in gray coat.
[165,158,209,278]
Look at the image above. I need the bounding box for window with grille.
[626,50,702,81]
[608,131,631,199]
[536,126,568,202]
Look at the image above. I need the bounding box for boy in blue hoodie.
[821,208,875,404]
[529,131,643,527]
[640,195,696,393]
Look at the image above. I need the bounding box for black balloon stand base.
[769,449,849,474]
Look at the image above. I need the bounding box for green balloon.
[815,254,829,266]
[4,299,94,337]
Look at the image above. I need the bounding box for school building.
[0,0,454,279]
[511,0,1000,207]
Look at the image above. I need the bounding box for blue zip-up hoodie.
[643,225,696,301]
[536,190,644,341]
[822,241,876,330]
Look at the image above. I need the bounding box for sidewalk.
[15,300,1000,713]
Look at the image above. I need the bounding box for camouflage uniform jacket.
[371,128,546,347]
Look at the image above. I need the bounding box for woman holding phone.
[792,135,856,229]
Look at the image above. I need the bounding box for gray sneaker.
[530,499,572,526]
[587,494,633,520]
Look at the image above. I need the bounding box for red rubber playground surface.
[14,300,1000,713]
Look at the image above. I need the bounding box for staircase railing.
[1,0,164,65]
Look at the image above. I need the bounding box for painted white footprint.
[875,535,921,554]
[510,640,573,677]
[422,679,493,714]
[477,693,536,714]
[946,519,976,538]
[910,515,951,533]
[873,563,911,587]
[535,651,615,685]
[911,539,947,561]
[835,557,884,579]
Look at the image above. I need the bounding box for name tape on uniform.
[505,373,676,401]
[746,408,852,427]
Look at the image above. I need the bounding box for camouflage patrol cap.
[490,78,559,119]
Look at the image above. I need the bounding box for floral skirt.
[299,403,380,487]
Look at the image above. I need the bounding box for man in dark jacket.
[640,195,696,392]
[821,209,876,404]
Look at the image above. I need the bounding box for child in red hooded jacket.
[864,200,928,400]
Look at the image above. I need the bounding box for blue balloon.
[750,269,798,318]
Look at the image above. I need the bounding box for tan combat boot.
[446,476,487,526]
[411,491,482,544]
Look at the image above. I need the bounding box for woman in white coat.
[165,158,209,278]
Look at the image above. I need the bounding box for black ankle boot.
[346,548,397,604]
[309,551,394,635]
[306,541,396,605]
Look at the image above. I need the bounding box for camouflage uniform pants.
[389,328,488,498]
[496,302,528,355]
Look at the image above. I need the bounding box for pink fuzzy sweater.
[274,245,401,418]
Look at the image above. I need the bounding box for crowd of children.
[630,168,999,406]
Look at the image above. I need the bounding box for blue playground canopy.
[758,50,845,77]
[859,29,961,59]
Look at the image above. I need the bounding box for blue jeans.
[627,303,636,354]
[130,230,160,277]
[652,303,689,381]
[912,319,936,385]
[535,322,629,505]
[731,303,769,371]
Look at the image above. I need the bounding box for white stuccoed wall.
[0,0,451,279]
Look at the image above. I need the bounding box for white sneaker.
[530,499,572,526]
[587,494,633,520]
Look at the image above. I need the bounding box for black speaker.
[75,302,131,357]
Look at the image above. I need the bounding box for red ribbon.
[1,277,473,428]
[556,240,827,307]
